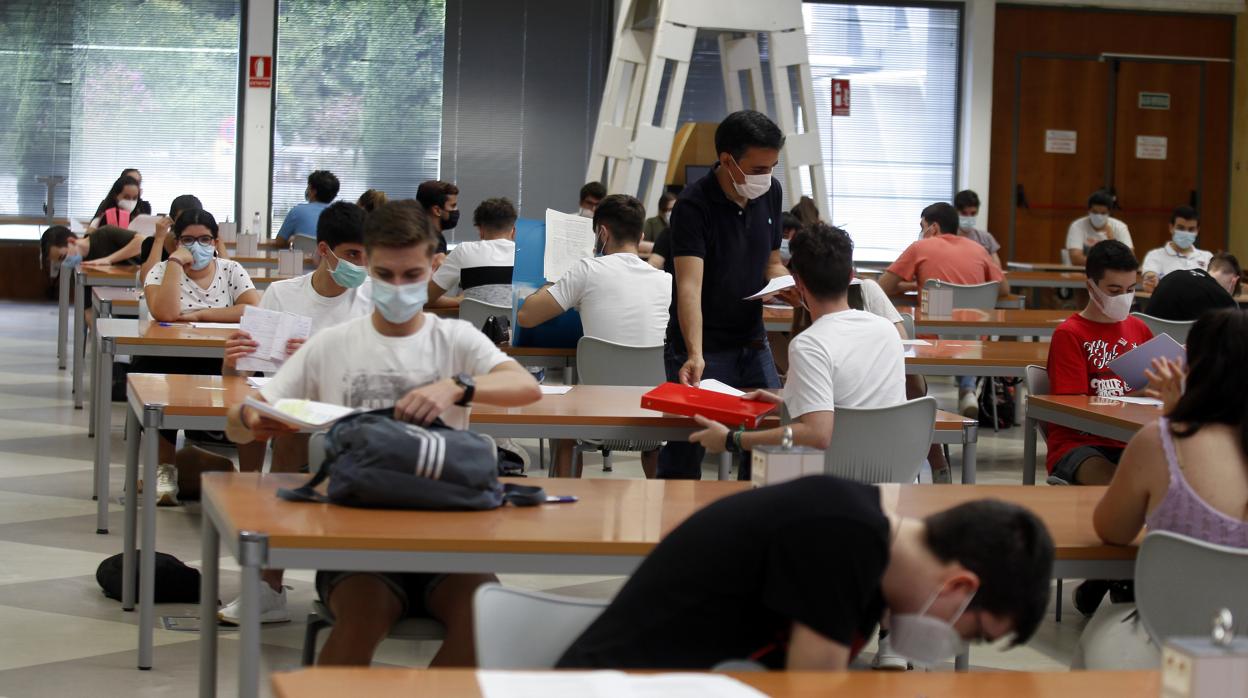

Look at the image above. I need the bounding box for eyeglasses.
[178,236,215,246]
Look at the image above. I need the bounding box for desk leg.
[718,453,731,481]
[58,265,71,370]
[138,407,159,670]
[198,519,220,698]
[88,324,99,438]
[1023,415,1037,486]
[237,533,267,698]
[94,344,114,533]
[955,649,969,671]
[73,272,86,408]
[961,423,978,485]
[122,410,140,610]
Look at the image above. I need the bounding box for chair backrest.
[1024,365,1049,438]
[823,397,937,483]
[900,312,915,341]
[289,234,318,256]
[1135,531,1248,644]
[1131,312,1196,344]
[473,583,608,669]
[459,298,511,331]
[576,336,665,386]
[923,279,1000,310]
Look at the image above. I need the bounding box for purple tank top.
[1145,418,1248,548]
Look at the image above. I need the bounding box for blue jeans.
[957,375,976,391]
[657,341,781,480]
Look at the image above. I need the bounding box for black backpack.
[96,551,202,604]
[977,377,1019,430]
[482,315,511,344]
[277,409,545,510]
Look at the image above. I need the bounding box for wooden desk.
[906,339,1049,378]
[1008,261,1084,272]
[503,345,578,383]
[1006,270,1087,290]
[271,668,1161,698]
[199,474,1135,697]
[67,264,138,407]
[1022,394,1160,485]
[913,308,1069,337]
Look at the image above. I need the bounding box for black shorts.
[1051,445,1125,484]
[314,571,446,619]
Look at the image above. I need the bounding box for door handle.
[1016,184,1029,209]
[1190,190,1199,209]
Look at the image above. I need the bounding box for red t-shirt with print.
[1043,313,1153,473]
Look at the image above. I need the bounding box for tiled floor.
[0,300,1083,697]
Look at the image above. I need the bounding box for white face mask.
[1088,213,1109,229]
[888,587,975,666]
[728,157,772,200]
[1087,282,1134,322]
[578,207,594,218]
[958,215,976,231]
[117,199,138,213]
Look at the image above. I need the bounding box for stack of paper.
[476,671,768,698]
[697,378,745,397]
[744,275,794,300]
[236,306,312,373]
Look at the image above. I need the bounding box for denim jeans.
[657,340,781,480]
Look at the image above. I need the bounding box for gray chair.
[574,337,666,471]
[1024,364,1069,621]
[821,397,937,484]
[460,298,511,332]
[1131,312,1195,344]
[1136,531,1248,644]
[900,312,915,341]
[289,234,318,256]
[473,583,608,669]
[923,279,1000,310]
[301,599,445,666]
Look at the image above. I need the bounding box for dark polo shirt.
[664,166,783,354]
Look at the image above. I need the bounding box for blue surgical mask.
[64,253,83,268]
[779,238,791,263]
[1172,231,1197,250]
[371,278,427,324]
[958,215,976,231]
[188,241,216,271]
[328,250,367,288]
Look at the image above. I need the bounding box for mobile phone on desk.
[546,495,579,504]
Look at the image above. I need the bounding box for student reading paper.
[226,200,541,667]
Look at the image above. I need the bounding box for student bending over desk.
[1074,309,1248,668]
[557,476,1054,670]
[227,199,541,667]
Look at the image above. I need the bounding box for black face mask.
[442,209,460,230]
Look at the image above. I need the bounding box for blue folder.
[510,217,583,348]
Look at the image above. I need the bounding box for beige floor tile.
[0,604,195,671]
[0,489,116,526]
[0,540,115,587]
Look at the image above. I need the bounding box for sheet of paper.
[900,339,931,346]
[539,385,573,395]
[543,208,595,281]
[236,306,312,374]
[698,379,745,397]
[69,218,88,234]
[1105,396,1164,407]
[243,397,356,431]
[744,275,794,300]
[476,671,768,698]
[762,302,792,310]
[245,376,271,389]
[127,214,161,237]
[190,322,242,329]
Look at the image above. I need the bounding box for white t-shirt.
[854,278,902,325]
[431,238,515,306]
[784,309,907,419]
[1065,216,1133,252]
[143,258,255,316]
[259,273,372,335]
[547,253,671,346]
[261,313,513,429]
[1141,244,1212,280]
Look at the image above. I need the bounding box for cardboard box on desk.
[1163,636,1248,698]
[921,287,953,317]
[751,445,825,487]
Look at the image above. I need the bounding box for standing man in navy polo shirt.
[660,110,791,479]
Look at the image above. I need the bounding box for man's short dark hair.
[168,194,203,222]
[788,222,854,299]
[714,110,785,161]
[363,199,438,253]
[1088,190,1114,209]
[954,190,980,211]
[1085,239,1139,281]
[1171,205,1199,224]
[592,194,646,245]
[173,209,219,238]
[1209,252,1241,279]
[316,201,366,249]
[781,212,802,233]
[40,225,76,269]
[921,202,959,235]
[416,180,459,210]
[924,500,1055,645]
[579,181,607,204]
[658,191,677,210]
[307,170,340,203]
[473,197,518,234]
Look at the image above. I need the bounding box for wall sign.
[249,56,272,88]
[1135,135,1168,160]
[831,78,850,117]
[1044,129,1077,154]
[1138,92,1171,110]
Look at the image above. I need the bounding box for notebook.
[1106,332,1186,392]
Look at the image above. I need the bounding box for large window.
[803,2,962,261]
[273,0,445,231]
[0,1,240,237]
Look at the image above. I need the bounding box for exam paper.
[744,275,794,300]
[127,215,162,237]
[236,306,312,374]
[1105,396,1164,407]
[900,339,932,346]
[543,208,595,281]
[476,671,768,698]
[190,322,242,330]
[245,376,272,389]
[698,379,745,397]
[539,385,573,395]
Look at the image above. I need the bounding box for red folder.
[640,382,778,428]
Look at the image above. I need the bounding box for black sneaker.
[1074,580,1110,616]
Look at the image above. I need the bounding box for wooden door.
[1109,61,1202,256]
[1012,57,1110,264]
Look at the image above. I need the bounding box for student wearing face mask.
[416,180,460,258]
[275,170,339,242]
[1065,190,1133,266]
[953,190,1002,269]
[86,175,142,232]
[778,212,801,264]
[428,197,517,309]
[1045,240,1152,486]
[578,181,607,218]
[659,110,791,480]
[640,190,676,255]
[118,168,153,215]
[1139,206,1211,292]
[1145,252,1241,321]
[227,200,541,666]
[557,475,1054,670]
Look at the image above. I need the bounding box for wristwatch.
[452,373,476,406]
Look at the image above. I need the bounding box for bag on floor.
[276,409,546,510]
[977,377,1019,430]
[96,551,201,603]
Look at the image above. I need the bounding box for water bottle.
[252,211,262,239]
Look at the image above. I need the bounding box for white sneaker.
[217,585,290,625]
[871,636,912,671]
[959,390,979,420]
[497,439,531,470]
[155,464,179,507]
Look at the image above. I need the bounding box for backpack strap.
[275,435,333,503]
[502,483,547,507]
